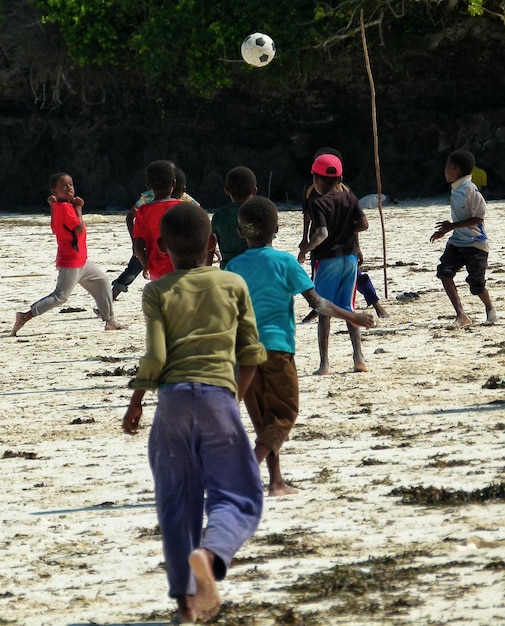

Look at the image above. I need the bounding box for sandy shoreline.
[1,201,505,625]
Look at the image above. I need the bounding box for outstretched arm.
[430,216,483,242]
[302,288,374,328]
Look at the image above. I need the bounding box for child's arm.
[430,217,483,242]
[72,197,85,234]
[354,215,369,234]
[236,364,257,402]
[122,389,145,434]
[298,225,328,263]
[125,205,138,241]
[302,288,374,328]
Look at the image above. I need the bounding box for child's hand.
[47,194,57,207]
[142,268,150,280]
[73,196,84,209]
[351,311,375,329]
[297,251,306,265]
[430,220,452,242]
[122,404,142,435]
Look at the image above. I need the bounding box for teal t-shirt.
[227,246,314,353]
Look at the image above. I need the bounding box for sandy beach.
[2,199,505,626]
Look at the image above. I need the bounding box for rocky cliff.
[0,14,504,211]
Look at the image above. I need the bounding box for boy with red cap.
[298,154,369,374]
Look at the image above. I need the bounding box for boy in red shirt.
[133,160,181,280]
[11,172,124,336]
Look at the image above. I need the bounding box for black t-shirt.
[308,190,365,259]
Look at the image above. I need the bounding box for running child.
[430,149,496,326]
[11,172,124,336]
[122,203,266,623]
[228,196,374,496]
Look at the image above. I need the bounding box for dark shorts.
[243,351,298,455]
[436,243,488,295]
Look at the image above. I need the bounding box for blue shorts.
[313,255,358,311]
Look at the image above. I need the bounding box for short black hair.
[225,166,257,201]
[238,196,278,241]
[314,147,343,161]
[49,172,71,189]
[160,202,211,258]
[146,160,175,193]
[447,149,475,176]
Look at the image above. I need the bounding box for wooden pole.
[360,10,388,298]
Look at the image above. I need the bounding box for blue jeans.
[112,255,143,293]
[148,382,263,597]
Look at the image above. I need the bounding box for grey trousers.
[31,261,114,322]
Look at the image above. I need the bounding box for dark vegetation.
[1,0,505,210]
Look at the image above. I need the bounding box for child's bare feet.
[454,313,472,327]
[353,359,367,372]
[269,482,298,497]
[104,319,127,331]
[485,307,497,324]
[313,363,329,376]
[172,596,196,624]
[11,311,30,336]
[373,302,389,318]
[188,548,221,620]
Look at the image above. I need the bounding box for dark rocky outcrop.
[0,14,504,211]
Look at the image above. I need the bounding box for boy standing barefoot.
[122,203,266,623]
[298,154,370,374]
[430,149,496,327]
[228,196,374,497]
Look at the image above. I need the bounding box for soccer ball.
[241,32,276,67]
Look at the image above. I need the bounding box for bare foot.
[188,548,221,620]
[269,483,298,497]
[454,313,472,327]
[11,312,29,336]
[374,302,389,318]
[104,319,127,331]
[485,308,497,324]
[301,310,318,324]
[313,365,329,376]
[354,360,367,372]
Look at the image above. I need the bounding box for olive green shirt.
[129,266,266,395]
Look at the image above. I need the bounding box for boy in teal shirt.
[227,196,374,496]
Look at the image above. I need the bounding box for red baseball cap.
[311,154,343,177]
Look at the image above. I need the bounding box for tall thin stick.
[360,10,388,298]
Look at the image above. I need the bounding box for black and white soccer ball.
[241,32,276,67]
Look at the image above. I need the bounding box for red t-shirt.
[51,201,87,268]
[133,198,180,279]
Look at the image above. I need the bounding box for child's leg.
[78,261,124,329]
[347,321,367,372]
[148,385,205,617]
[440,276,471,326]
[244,353,299,496]
[315,314,331,375]
[112,255,143,299]
[198,385,263,580]
[478,288,497,323]
[11,268,80,336]
[465,248,496,323]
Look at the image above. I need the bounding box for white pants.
[31,261,114,322]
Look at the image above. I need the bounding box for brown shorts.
[243,351,298,455]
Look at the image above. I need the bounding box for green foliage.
[24,0,505,99]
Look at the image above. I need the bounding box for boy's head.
[238,196,278,244]
[49,172,74,202]
[146,160,176,196]
[159,202,212,265]
[225,166,257,203]
[311,154,343,194]
[445,149,475,181]
[173,167,187,199]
